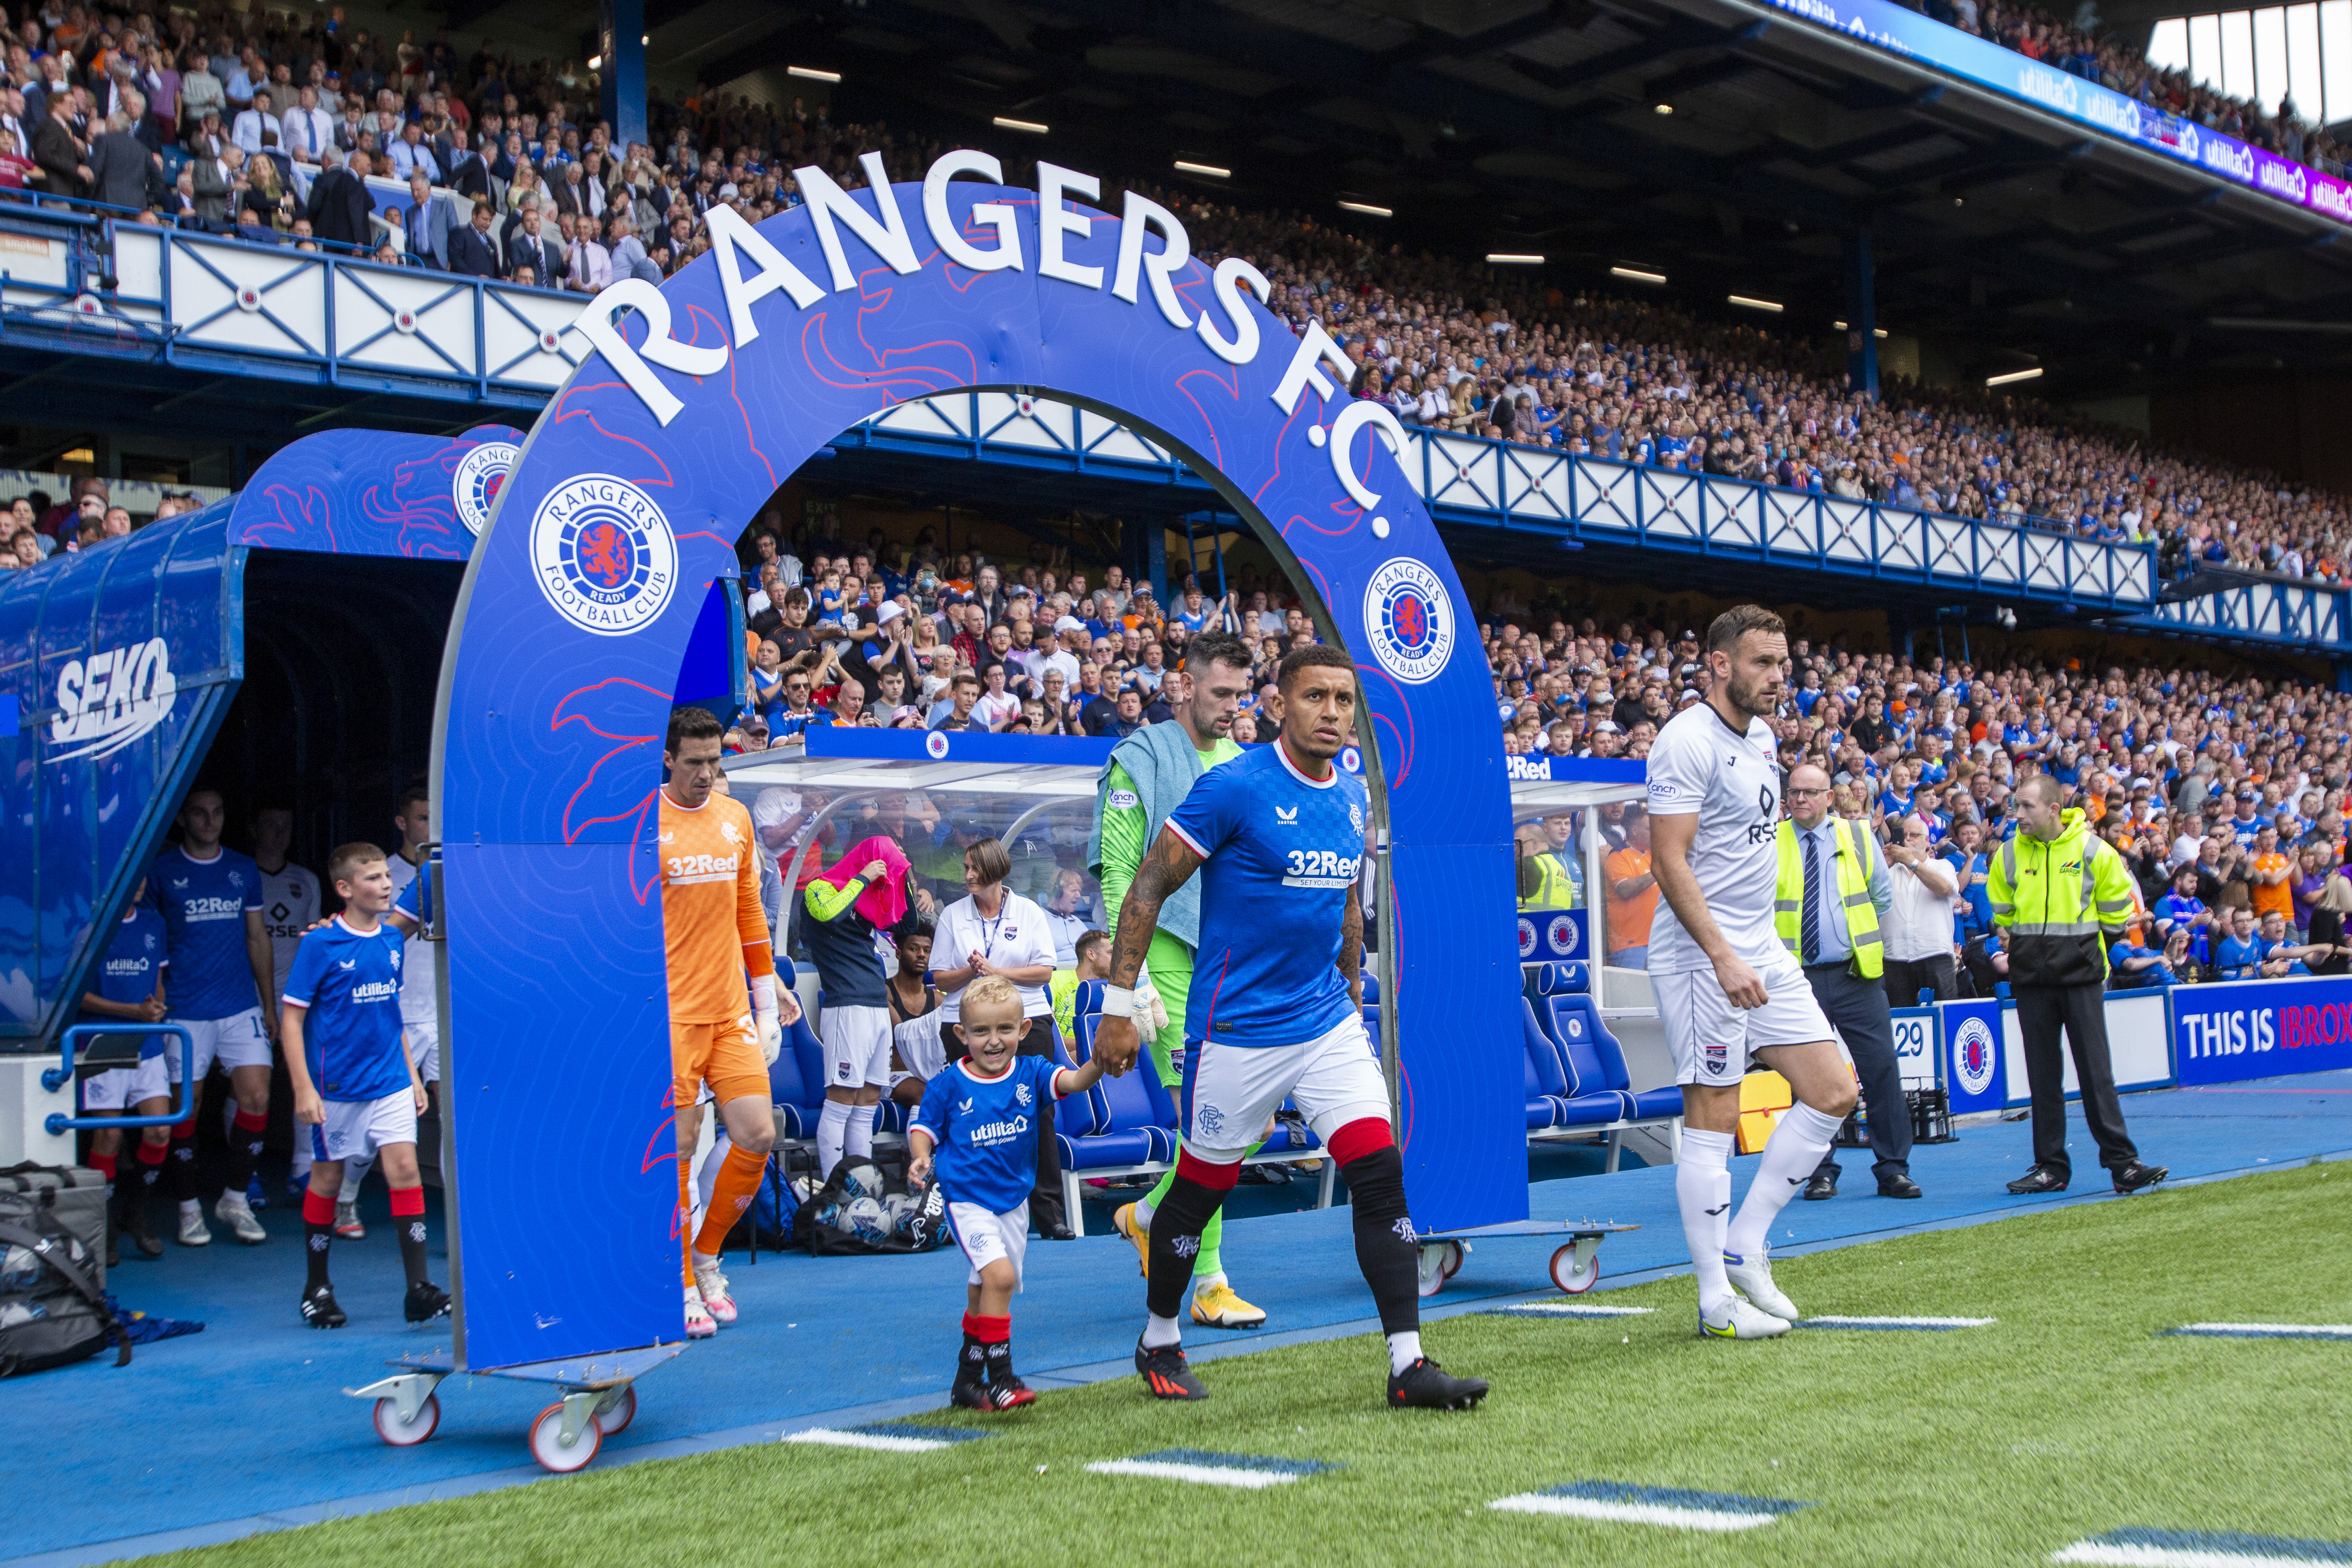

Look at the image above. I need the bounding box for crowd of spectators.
[1496,602,2352,994]
[1934,0,2348,175]
[0,476,208,569]
[3,1,2347,585]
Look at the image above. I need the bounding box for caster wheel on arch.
[1551,1242,1600,1295]
[1440,1240,1466,1279]
[529,1402,603,1473]
[372,1392,440,1447]
[1416,1244,1447,1298]
[594,1384,636,1436]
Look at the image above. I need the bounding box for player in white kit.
[254,807,322,1202]
[1644,605,1860,1340]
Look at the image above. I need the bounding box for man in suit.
[446,197,502,278]
[31,92,89,197]
[190,141,238,223]
[401,169,449,268]
[388,119,440,183]
[85,111,155,211]
[560,210,609,294]
[440,124,487,199]
[503,197,563,287]
[304,145,374,247]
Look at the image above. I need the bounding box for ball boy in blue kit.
[281,843,448,1329]
[907,975,1105,1412]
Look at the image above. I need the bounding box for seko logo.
[48,638,178,763]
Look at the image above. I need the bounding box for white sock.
[1142,1312,1182,1349]
[1195,1270,1227,1293]
[1386,1331,1424,1375]
[1726,1101,1845,1262]
[343,1153,375,1197]
[816,1101,851,1177]
[698,1130,728,1209]
[1678,1129,1735,1312]
[289,1140,312,1181]
[1132,1193,1157,1230]
[843,1104,874,1162]
[180,1198,200,1220]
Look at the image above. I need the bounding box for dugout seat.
[1520,967,1682,1170]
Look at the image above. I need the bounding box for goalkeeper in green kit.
[1087,630,1269,1329]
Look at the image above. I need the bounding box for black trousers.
[1883,953,1957,1011]
[944,1015,1067,1228]
[1801,963,1912,1180]
[2014,983,2139,1174]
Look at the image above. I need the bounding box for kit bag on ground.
[791,1158,949,1256]
[0,1163,130,1376]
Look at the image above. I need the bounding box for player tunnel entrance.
[436,168,1521,1367]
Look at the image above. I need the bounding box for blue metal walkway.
[7,1068,2347,1568]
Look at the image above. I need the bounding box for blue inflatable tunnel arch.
[434,165,1519,1368]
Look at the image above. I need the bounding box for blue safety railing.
[41,1023,195,1135]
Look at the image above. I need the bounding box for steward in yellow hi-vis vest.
[1774,816,1882,979]
[1985,778,2165,1198]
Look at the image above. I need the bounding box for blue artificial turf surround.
[1126,1450,1337,1475]
[2078,1528,2352,1561]
[6,1068,2349,1567]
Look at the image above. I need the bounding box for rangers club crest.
[451,441,518,535]
[529,475,677,636]
[1361,557,1454,685]
[1517,917,1537,958]
[1549,914,1579,955]
[1952,1016,1997,1097]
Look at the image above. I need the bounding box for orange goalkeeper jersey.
[658,788,775,1024]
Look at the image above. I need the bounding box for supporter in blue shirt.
[2107,937,2176,990]
[2154,866,2214,965]
[2212,909,2265,981]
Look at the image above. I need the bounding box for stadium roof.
[542,0,2352,396]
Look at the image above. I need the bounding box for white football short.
[1181,1012,1388,1160]
[83,1054,170,1110]
[947,1199,1029,1290]
[165,1007,272,1082]
[1653,949,1834,1088]
[309,1089,419,1164]
[820,1003,892,1090]
[402,1013,441,1084]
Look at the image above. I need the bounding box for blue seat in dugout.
[1525,962,1683,1169]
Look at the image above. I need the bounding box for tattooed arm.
[1088,825,1203,1076]
[1338,892,1363,1014]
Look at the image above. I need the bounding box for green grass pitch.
[138,1163,2352,1568]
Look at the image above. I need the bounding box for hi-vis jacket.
[1986,807,2137,987]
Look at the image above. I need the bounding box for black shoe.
[1135,1339,1208,1400]
[120,1200,163,1259]
[952,1376,1035,1411]
[1388,1357,1488,1411]
[1877,1173,1923,1199]
[300,1283,348,1329]
[403,1281,452,1323]
[2111,1160,2169,1195]
[1039,1222,1077,1241]
[1802,1171,1838,1201]
[2006,1164,2069,1195]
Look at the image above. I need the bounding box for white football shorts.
[309,1089,419,1164]
[165,1007,272,1082]
[1653,948,1834,1087]
[821,1004,893,1090]
[83,1054,170,1110]
[1180,1012,1388,1160]
[947,1199,1029,1290]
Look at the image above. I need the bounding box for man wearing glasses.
[1775,762,1919,1202]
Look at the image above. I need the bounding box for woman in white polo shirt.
[933,835,1073,1238]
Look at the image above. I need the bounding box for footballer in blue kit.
[151,789,279,1247]
[1090,645,1487,1411]
[77,881,174,1261]
[908,975,1104,1411]
[281,842,446,1329]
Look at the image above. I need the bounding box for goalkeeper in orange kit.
[659,706,800,1339]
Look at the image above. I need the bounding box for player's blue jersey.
[394,870,431,924]
[150,845,264,1020]
[915,1055,1067,1212]
[1165,740,1367,1048]
[282,916,410,1103]
[79,907,168,1053]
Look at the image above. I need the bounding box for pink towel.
[813,835,910,928]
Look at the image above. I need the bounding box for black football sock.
[165,1123,200,1203]
[1144,1174,1229,1322]
[1343,1146,1422,1337]
[985,1333,1017,1384]
[302,1190,335,1290]
[226,1109,268,1196]
[954,1316,988,1387]
[391,1188,430,1288]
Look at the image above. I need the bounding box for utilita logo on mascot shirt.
[48,638,178,763]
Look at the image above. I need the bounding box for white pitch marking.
[1489,1495,1784,1531]
[1799,1315,1998,1329]
[1085,1458,1303,1489]
[1492,1303,1656,1317]
[2054,1542,2350,1566]
[784,1429,959,1453]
